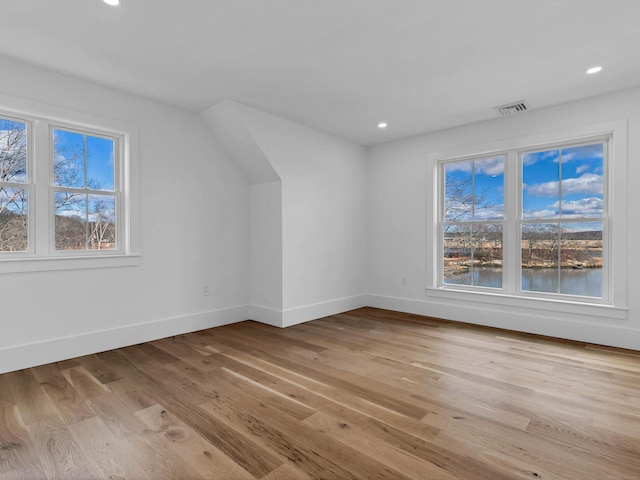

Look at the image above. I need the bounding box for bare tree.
[522,224,559,267]
[443,171,492,233]
[88,200,116,250]
[474,223,503,263]
[53,132,115,250]
[0,120,28,251]
[1,124,116,252]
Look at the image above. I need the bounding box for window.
[443,156,505,289]
[520,143,605,297]
[431,121,627,315]
[0,103,138,272]
[0,117,28,252]
[53,128,117,251]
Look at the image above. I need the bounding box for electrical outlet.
[202,285,210,296]
[401,276,407,286]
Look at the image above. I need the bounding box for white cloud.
[475,157,504,176]
[575,164,590,174]
[523,209,558,219]
[446,156,505,176]
[523,150,558,166]
[475,205,504,220]
[551,197,603,216]
[526,173,602,197]
[525,180,558,197]
[445,162,472,173]
[55,208,82,217]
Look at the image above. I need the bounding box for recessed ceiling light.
[378,122,388,129]
[586,66,602,75]
[103,0,120,5]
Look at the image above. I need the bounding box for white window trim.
[0,93,140,273]
[426,120,628,320]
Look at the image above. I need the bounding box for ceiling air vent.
[495,100,529,116]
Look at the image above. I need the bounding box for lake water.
[446,266,602,298]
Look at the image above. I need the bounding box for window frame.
[426,121,628,320]
[0,95,139,273]
[440,154,507,290]
[0,113,32,255]
[516,138,609,301]
[48,123,122,255]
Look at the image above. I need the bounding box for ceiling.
[2,0,639,146]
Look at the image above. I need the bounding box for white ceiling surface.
[1,1,639,145]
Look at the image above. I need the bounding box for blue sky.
[523,143,603,220]
[0,118,27,183]
[445,143,603,228]
[445,156,505,221]
[53,129,115,222]
[53,129,114,191]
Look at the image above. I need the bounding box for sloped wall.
[203,101,368,326]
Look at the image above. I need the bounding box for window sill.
[0,254,141,274]
[425,286,628,320]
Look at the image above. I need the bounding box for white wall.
[216,103,369,326]
[0,58,251,373]
[250,181,283,316]
[3,58,637,375]
[366,87,640,350]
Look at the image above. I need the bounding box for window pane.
[474,157,505,220]
[88,195,116,250]
[0,187,28,251]
[444,161,473,222]
[53,129,85,188]
[560,222,602,297]
[560,144,604,218]
[444,224,471,285]
[55,192,86,250]
[522,149,560,220]
[521,223,559,293]
[472,223,503,288]
[0,118,27,183]
[87,136,114,191]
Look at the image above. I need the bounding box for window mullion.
[505,150,519,295]
[33,120,50,255]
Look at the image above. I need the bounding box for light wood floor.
[1,308,639,479]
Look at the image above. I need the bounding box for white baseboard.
[367,293,640,351]
[0,305,249,375]
[281,294,368,327]
[0,295,368,374]
[5,294,633,375]
[249,304,284,327]
[250,294,368,328]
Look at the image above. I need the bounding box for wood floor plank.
[67,415,150,480]
[199,387,413,480]
[60,366,111,400]
[26,418,99,480]
[135,403,255,480]
[86,391,151,441]
[0,406,45,477]
[118,433,206,480]
[0,307,638,479]
[33,365,95,426]
[195,347,444,446]
[72,354,124,385]
[212,328,433,419]
[113,348,283,478]
[4,370,61,426]
[303,411,459,480]
[103,377,156,412]
[259,462,314,480]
